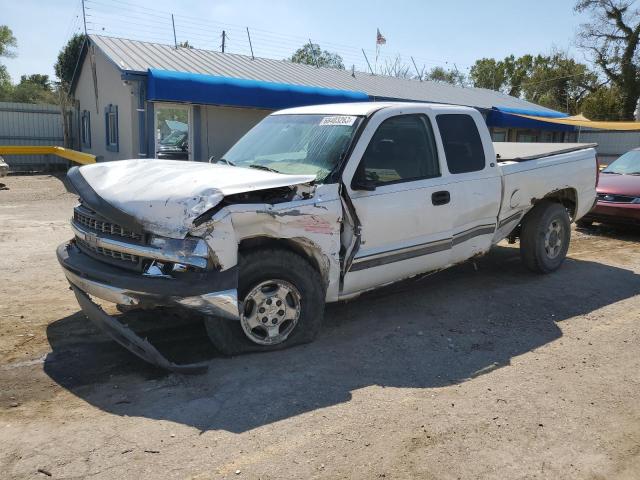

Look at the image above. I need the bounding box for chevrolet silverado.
[57,102,598,371]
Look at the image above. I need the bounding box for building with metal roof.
[71,34,577,162]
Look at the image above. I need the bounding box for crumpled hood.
[76,159,316,238]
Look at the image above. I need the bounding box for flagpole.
[375,29,379,74]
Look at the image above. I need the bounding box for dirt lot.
[1,174,639,480]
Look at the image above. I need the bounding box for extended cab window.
[436,114,485,174]
[358,114,440,186]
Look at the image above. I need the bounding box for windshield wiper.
[248,164,280,174]
[217,158,236,166]
[601,171,621,174]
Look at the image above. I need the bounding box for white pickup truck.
[58,102,598,372]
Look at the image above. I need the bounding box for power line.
[80,0,472,75]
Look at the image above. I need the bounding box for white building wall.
[578,130,640,165]
[74,44,137,161]
[200,105,270,161]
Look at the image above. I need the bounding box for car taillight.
[595,157,600,187]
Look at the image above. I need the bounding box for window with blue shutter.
[81,110,91,148]
[105,104,119,152]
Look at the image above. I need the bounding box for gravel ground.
[1,174,639,480]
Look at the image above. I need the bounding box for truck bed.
[493,142,598,162]
[493,143,598,243]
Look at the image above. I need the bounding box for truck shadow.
[43,244,640,433]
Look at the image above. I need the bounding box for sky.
[1,0,593,83]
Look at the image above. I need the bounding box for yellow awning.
[513,113,640,131]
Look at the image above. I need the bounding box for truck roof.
[274,101,476,116]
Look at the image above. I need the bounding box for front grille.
[74,205,143,242]
[76,237,140,263]
[597,193,636,203]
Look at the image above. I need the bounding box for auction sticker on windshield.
[319,116,358,126]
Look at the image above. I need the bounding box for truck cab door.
[341,108,454,296]
[431,110,501,264]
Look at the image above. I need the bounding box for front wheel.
[204,249,325,355]
[520,200,571,274]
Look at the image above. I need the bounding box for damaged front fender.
[195,183,344,301]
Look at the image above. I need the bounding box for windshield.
[602,150,640,175]
[222,114,362,181]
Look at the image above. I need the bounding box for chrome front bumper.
[57,241,240,373]
[62,266,239,319]
[57,242,240,320]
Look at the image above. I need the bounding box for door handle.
[431,190,450,206]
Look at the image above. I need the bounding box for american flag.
[376,28,386,45]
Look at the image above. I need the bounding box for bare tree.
[378,55,413,79]
[575,0,640,119]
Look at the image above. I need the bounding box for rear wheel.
[520,200,571,274]
[204,249,325,355]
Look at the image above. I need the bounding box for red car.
[579,148,640,227]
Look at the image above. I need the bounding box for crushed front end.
[58,179,239,373]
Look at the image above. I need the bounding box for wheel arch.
[238,236,331,289]
[539,187,578,221]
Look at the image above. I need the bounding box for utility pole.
[81,0,88,36]
[171,14,177,48]
[221,30,226,53]
[362,49,374,75]
[246,27,254,60]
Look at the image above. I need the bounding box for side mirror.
[351,178,377,191]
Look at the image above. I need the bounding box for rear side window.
[436,114,485,174]
[359,114,440,185]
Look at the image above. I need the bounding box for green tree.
[0,25,17,100]
[470,52,599,114]
[0,66,12,101]
[290,42,345,69]
[54,33,85,86]
[425,66,466,86]
[520,52,599,114]
[469,55,534,96]
[575,0,640,120]
[470,58,508,91]
[581,85,625,120]
[502,55,534,97]
[20,74,51,90]
[0,25,17,59]
[11,74,56,104]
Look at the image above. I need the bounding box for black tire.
[520,200,571,274]
[204,249,325,355]
[576,219,593,228]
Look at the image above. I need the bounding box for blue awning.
[146,69,369,110]
[486,106,575,131]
